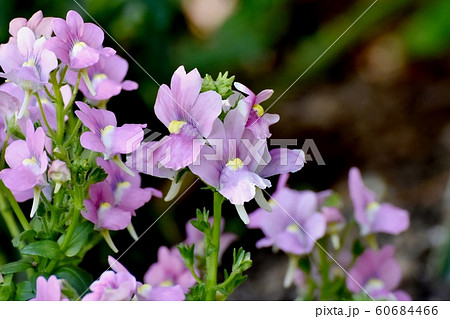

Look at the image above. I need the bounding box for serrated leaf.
[11,230,37,248]
[0,274,14,301]
[177,243,195,268]
[54,265,92,296]
[21,240,64,260]
[0,259,33,274]
[185,283,206,301]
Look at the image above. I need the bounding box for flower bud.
[48,160,71,193]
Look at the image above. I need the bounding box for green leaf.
[54,265,93,296]
[352,239,365,258]
[201,72,235,99]
[15,281,35,301]
[177,243,195,268]
[21,240,64,260]
[185,283,206,301]
[298,256,311,274]
[190,208,210,234]
[0,274,14,301]
[322,192,343,209]
[11,230,36,248]
[0,258,34,274]
[57,222,93,257]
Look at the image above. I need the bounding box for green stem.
[50,72,65,145]
[64,71,81,115]
[59,65,68,86]
[63,119,82,148]
[319,239,330,300]
[205,192,223,301]
[0,131,10,170]
[0,192,20,238]
[0,181,31,231]
[34,93,55,137]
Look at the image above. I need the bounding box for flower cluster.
[247,168,411,300]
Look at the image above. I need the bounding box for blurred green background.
[0,0,449,300]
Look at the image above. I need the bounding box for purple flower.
[0,120,48,217]
[97,157,162,213]
[75,101,145,161]
[144,246,196,294]
[349,167,409,236]
[347,245,411,301]
[82,181,132,231]
[82,256,137,301]
[45,10,115,70]
[184,217,236,263]
[234,82,280,139]
[67,54,138,102]
[153,66,222,170]
[135,283,185,301]
[0,27,58,118]
[190,109,304,223]
[9,11,53,41]
[30,275,68,301]
[248,174,326,255]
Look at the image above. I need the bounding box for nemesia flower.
[348,167,409,236]
[0,120,48,217]
[0,27,57,118]
[82,256,137,301]
[184,217,236,262]
[30,275,68,301]
[144,246,196,294]
[153,66,222,170]
[190,109,305,224]
[0,90,21,142]
[346,245,411,301]
[9,11,53,40]
[248,174,326,255]
[75,101,145,166]
[82,181,131,231]
[48,160,71,193]
[67,54,138,102]
[234,82,280,139]
[45,10,115,70]
[135,283,185,301]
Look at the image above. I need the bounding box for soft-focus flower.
[30,275,68,301]
[45,10,115,70]
[346,245,411,301]
[82,181,131,231]
[0,27,57,118]
[135,283,185,301]
[184,217,236,263]
[82,256,137,301]
[190,109,304,224]
[9,11,53,40]
[0,120,48,217]
[0,90,21,142]
[248,174,326,255]
[144,246,196,294]
[153,66,222,170]
[75,101,145,163]
[234,82,279,139]
[67,54,138,102]
[48,160,71,193]
[349,167,409,236]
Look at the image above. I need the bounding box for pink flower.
[234,82,279,139]
[75,101,145,160]
[45,10,115,70]
[9,11,53,41]
[349,167,409,236]
[144,246,196,294]
[82,256,137,301]
[347,245,411,300]
[30,275,68,301]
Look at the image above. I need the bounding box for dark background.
[0,0,449,300]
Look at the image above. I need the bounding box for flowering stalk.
[205,191,224,300]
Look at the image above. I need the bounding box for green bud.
[201,72,235,99]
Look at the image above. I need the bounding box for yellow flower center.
[101,125,114,136]
[99,202,111,210]
[117,181,131,189]
[72,41,87,56]
[287,223,300,232]
[22,156,38,165]
[252,104,264,117]
[160,280,174,287]
[22,58,35,67]
[226,158,244,171]
[168,120,187,134]
[93,73,107,82]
